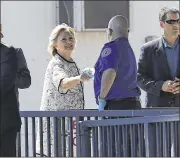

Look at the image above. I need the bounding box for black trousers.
[0,127,18,157]
[105,97,141,110]
[104,97,142,157]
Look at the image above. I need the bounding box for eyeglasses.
[165,18,180,24]
[106,28,113,33]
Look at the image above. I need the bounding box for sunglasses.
[165,18,180,24]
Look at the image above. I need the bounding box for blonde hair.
[47,23,76,56]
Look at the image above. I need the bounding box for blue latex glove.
[98,98,106,111]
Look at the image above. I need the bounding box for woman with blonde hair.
[36,23,93,156]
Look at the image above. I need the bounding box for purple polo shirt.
[94,37,141,104]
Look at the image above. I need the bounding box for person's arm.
[60,76,82,89]
[99,46,119,99]
[15,48,31,89]
[99,68,116,99]
[52,61,89,93]
[137,46,165,96]
[0,47,18,97]
[96,46,119,111]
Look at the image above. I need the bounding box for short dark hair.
[159,7,180,22]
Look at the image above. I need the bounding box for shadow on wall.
[145,35,159,43]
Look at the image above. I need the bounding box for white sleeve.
[52,60,68,93]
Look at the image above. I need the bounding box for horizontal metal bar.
[80,115,180,128]
[20,108,180,117]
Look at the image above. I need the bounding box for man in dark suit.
[15,48,31,107]
[137,8,180,157]
[137,7,180,107]
[0,24,22,156]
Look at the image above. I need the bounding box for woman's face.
[55,30,76,53]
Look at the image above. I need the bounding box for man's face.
[0,32,3,39]
[160,12,180,37]
[106,28,113,41]
[0,25,3,39]
[106,22,113,41]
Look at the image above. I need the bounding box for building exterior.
[1,1,179,110]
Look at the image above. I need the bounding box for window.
[58,1,74,27]
[83,1,130,30]
[57,1,130,31]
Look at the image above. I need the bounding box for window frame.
[73,1,132,32]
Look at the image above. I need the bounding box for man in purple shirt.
[93,15,142,157]
[94,15,141,111]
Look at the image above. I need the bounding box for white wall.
[1,1,179,110]
[1,1,57,110]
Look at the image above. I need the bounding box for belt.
[107,96,140,102]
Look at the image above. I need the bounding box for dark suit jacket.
[0,43,21,133]
[15,48,31,107]
[137,36,180,107]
